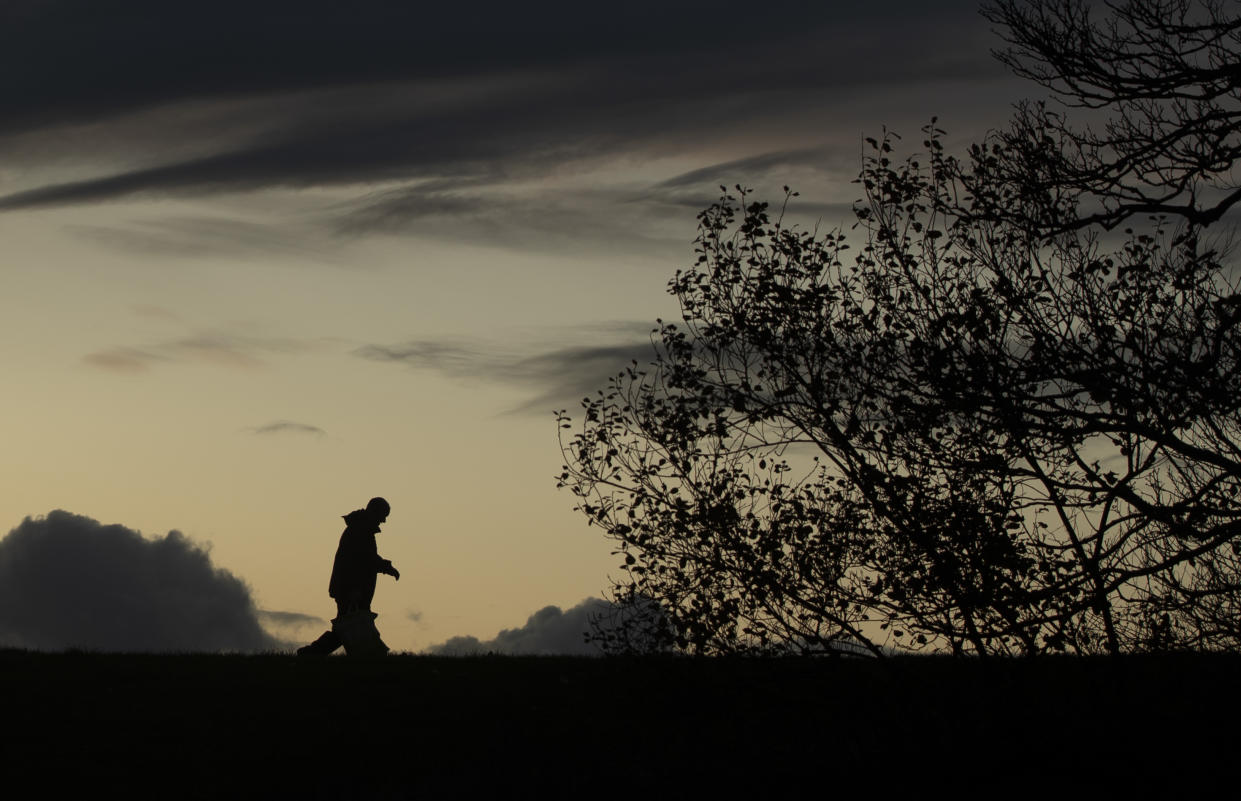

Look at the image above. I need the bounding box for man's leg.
[334,610,389,656]
[296,597,358,656]
[297,628,342,656]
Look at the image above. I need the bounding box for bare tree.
[979,0,1241,231]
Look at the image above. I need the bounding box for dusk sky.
[0,1,1029,652]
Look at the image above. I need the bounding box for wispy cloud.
[248,421,326,437]
[66,215,339,261]
[257,610,325,628]
[82,347,165,373]
[356,323,660,414]
[83,332,309,373]
[331,183,694,256]
[655,146,842,190]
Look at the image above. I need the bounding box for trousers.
[297,599,389,656]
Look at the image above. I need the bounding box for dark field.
[2,650,1236,798]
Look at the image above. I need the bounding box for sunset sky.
[0,1,1027,652]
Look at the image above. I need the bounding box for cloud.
[66,215,338,261]
[655,147,841,191]
[644,149,863,226]
[248,421,326,437]
[255,609,326,642]
[328,159,869,261]
[424,598,613,656]
[257,609,325,628]
[83,332,308,373]
[0,2,995,132]
[0,510,281,652]
[0,2,1009,213]
[357,324,660,414]
[332,183,695,256]
[82,346,165,373]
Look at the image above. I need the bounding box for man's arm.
[377,557,400,581]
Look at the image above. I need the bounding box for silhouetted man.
[297,497,400,656]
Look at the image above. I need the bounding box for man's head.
[366,496,390,525]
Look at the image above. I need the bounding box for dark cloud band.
[0,2,1004,213]
[0,2,984,133]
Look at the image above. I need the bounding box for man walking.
[297,497,400,656]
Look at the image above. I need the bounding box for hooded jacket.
[328,508,390,606]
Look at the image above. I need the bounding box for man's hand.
[381,560,400,581]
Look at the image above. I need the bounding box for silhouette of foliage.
[558,0,1241,656]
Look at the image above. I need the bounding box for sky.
[0,0,1029,653]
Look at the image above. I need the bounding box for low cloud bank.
[425,598,613,656]
[0,510,281,652]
